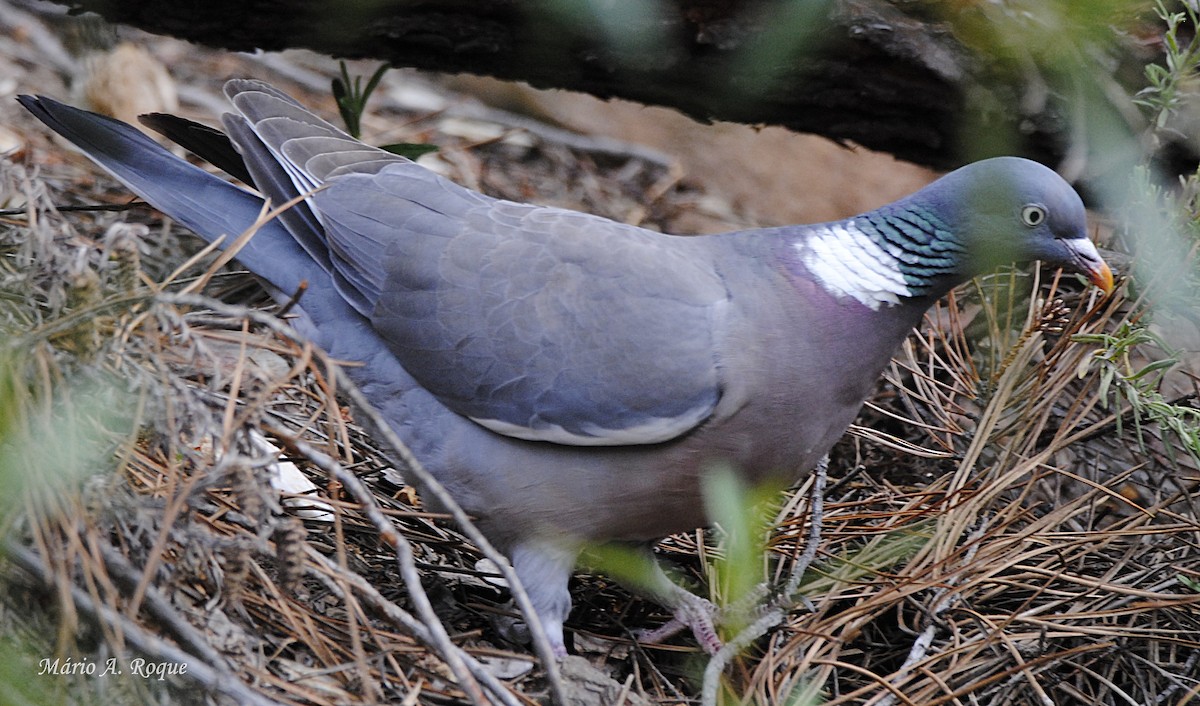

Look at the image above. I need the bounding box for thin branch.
[262,423,489,706]
[302,547,525,706]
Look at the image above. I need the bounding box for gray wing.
[223,79,731,446]
[317,167,731,446]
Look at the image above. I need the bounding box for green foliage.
[1133,0,1200,131]
[379,142,439,161]
[1072,183,1200,468]
[332,61,389,139]
[1075,158,1200,460]
[702,465,780,637]
[579,542,672,597]
[1060,0,1200,468]
[0,630,71,706]
[0,348,134,522]
[698,467,927,705]
[1075,322,1177,405]
[331,61,438,160]
[1075,322,1200,459]
[790,523,931,598]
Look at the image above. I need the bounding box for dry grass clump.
[1,145,1199,706]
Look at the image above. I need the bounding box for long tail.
[20,94,465,463]
[18,95,321,297]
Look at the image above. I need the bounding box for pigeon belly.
[414,261,931,548]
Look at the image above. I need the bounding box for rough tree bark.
[50,0,1163,173]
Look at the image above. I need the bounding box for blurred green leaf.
[580,542,669,597]
[702,464,781,637]
[332,61,390,139]
[0,349,134,522]
[380,143,439,160]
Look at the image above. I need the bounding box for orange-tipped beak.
[1063,238,1114,294]
[1088,260,1114,294]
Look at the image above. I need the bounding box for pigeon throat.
[796,211,963,310]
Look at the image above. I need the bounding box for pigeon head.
[908,157,1113,293]
[800,157,1113,311]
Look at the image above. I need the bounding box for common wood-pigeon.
[20,80,1113,656]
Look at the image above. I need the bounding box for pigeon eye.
[1021,205,1047,227]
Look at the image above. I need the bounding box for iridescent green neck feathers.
[797,206,966,309]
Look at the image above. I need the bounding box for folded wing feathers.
[220,115,335,273]
[224,78,304,108]
[223,80,728,447]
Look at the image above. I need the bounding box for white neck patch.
[798,220,912,310]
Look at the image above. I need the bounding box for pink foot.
[634,586,722,654]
